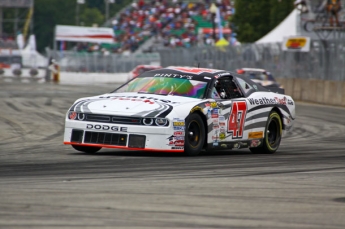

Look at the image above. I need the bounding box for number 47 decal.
[227,101,247,139]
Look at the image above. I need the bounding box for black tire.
[72,145,102,153]
[184,113,205,156]
[250,110,282,154]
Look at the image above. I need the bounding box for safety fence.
[46,37,345,81]
[158,37,345,81]
[47,51,161,73]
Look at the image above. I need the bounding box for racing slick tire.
[72,145,102,154]
[250,110,282,154]
[184,113,205,156]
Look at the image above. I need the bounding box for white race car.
[64,66,295,156]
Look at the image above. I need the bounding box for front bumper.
[63,120,184,152]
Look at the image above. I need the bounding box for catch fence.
[158,37,345,81]
[48,37,345,81]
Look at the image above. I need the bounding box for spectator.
[326,0,342,26]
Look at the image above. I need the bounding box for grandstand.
[78,0,234,54]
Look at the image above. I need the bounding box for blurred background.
[0,0,344,105]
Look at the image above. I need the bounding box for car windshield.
[115,75,208,99]
[247,72,276,81]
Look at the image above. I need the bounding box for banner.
[55,25,114,43]
[282,36,311,52]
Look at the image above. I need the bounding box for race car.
[64,66,295,156]
[236,68,284,94]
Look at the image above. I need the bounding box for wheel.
[184,113,205,156]
[250,111,282,154]
[72,145,102,153]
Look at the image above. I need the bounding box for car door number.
[227,101,247,139]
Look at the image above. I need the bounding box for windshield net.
[115,77,208,99]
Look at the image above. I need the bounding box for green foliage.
[231,0,295,43]
[32,0,132,52]
[79,8,104,27]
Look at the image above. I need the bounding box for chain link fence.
[47,37,345,81]
[47,51,161,73]
[158,37,345,81]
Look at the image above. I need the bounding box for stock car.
[236,68,284,93]
[64,66,295,156]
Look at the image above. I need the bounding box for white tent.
[256,9,298,44]
[21,35,48,68]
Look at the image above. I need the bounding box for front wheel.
[250,111,282,154]
[72,145,102,154]
[184,113,205,156]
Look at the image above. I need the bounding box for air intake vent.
[84,131,127,146]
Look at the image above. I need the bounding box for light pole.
[76,0,85,26]
[105,0,115,24]
[209,3,218,42]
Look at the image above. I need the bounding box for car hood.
[70,92,201,117]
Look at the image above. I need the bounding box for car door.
[208,75,249,146]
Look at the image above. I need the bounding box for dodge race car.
[64,66,295,156]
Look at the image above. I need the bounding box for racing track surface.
[0,82,344,229]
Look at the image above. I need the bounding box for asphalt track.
[0,81,344,229]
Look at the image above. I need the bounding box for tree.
[79,8,104,27]
[231,0,294,43]
[34,0,75,52]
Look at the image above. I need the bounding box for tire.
[184,113,205,156]
[72,145,102,153]
[250,111,282,154]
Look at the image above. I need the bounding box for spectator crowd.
[75,0,235,55]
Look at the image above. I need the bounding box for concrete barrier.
[0,68,46,83]
[277,77,345,107]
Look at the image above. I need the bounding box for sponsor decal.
[248,97,293,106]
[172,146,184,149]
[217,72,230,77]
[211,114,219,119]
[219,132,226,140]
[173,121,185,126]
[173,126,185,131]
[248,131,264,139]
[212,108,219,114]
[205,103,210,107]
[213,124,220,129]
[86,124,126,132]
[174,140,185,146]
[100,95,179,104]
[210,102,218,108]
[212,118,219,125]
[153,73,193,79]
[250,139,261,148]
[174,131,185,136]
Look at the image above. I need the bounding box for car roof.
[144,66,231,79]
[241,68,266,72]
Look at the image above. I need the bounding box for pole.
[105,0,109,23]
[76,2,79,25]
[0,7,3,37]
[212,13,216,41]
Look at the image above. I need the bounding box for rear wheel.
[184,113,205,156]
[250,111,282,154]
[72,145,102,154]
